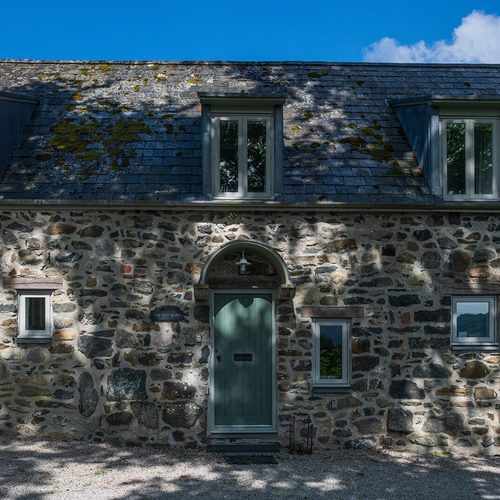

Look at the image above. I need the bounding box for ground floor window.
[312,319,350,389]
[17,291,53,342]
[451,296,496,348]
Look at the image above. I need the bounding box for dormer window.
[442,118,498,200]
[199,94,286,200]
[213,115,272,198]
[389,96,500,202]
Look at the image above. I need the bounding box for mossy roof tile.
[0,60,500,205]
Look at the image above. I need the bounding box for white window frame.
[18,291,53,340]
[312,319,351,388]
[211,113,273,199]
[451,296,496,347]
[441,117,499,200]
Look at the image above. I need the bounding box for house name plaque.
[150,307,185,322]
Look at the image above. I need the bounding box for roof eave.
[1,199,500,213]
[198,92,287,105]
[387,94,500,107]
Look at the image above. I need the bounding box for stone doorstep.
[206,442,281,454]
[224,455,279,465]
[206,435,280,453]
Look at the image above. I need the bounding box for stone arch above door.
[194,240,295,301]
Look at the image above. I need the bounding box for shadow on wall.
[1,203,500,451]
[279,211,499,453]
[0,200,499,452]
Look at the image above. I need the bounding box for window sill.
[312,386,352,394]
[16,336,52,345]
[443,196,500,202]
[451,343,499,352]
[210,195,276,202]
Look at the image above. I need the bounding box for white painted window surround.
[312,319,351,388]
[18,291,53,340]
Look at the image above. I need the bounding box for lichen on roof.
[338,121,397,164]
[45,110,152,178]
[2,60,497,203]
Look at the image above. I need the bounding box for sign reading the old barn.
[150,307,185,322]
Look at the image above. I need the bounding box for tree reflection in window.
[319,325,343,379]
[219,121,239,192]
[247,121,267,192]
[456,301,490,337]
[446,123,466,195]
[474,123,493,195]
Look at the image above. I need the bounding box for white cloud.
[363,11,500,63]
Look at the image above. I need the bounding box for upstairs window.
[213,115,273,198]
[199,94,286,200]
[442,119,498,200]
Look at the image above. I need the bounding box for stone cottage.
[0,60,498,455]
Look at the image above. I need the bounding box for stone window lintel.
[300,306,364,319]
[2,276,63,290]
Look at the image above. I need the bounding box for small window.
[442,119,498,199]
[312,319,351,388]
[18,291,53,341]
[451,297,496,347]
[212,115,273,198]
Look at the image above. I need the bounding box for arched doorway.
[196,240,293,434]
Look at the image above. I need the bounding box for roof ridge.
[1,59,500,68]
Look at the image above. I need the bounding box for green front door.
[212,292,274,431]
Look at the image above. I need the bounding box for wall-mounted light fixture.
[237,251,251,275]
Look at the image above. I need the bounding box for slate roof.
[1,60,500,206]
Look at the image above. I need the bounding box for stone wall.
[0,209,498,455]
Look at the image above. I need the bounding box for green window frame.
[451,296,497,349]
[312,319,351,388]
[199,94,286,200]
[441,118,499,200]
[211,114,273,199]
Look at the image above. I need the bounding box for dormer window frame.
[440,114,500,201]
[211,112,274,199]
[199,94,286,201]
[388,96,500,201]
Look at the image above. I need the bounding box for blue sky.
[1,0,499,62]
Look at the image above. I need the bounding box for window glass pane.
[456,301,490,338]
[219,120,239,193]
[319,324,343,379]
[446,123,466,195]
[474,123,493,195]
[247,120,267,193]
[26,297,46,331]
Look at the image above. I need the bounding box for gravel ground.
[0,441,498,499]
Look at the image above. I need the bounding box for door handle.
[216,350,221,362]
